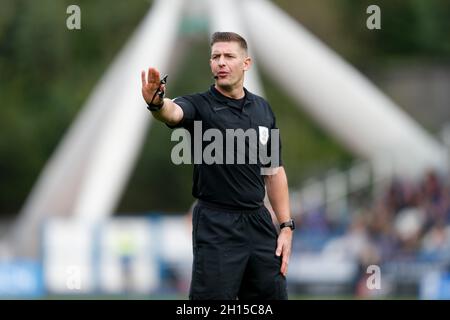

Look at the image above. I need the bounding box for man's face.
[210,41,251,90]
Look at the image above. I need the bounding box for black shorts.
[189,201,288,300]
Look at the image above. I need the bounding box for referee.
[141,32,294,300]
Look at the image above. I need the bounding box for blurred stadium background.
[1,0,450,299]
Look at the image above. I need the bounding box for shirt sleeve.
[261,108,283,173]
[270,114,283,167]
[166,96,197,130]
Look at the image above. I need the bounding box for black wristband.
[147,99,165,112]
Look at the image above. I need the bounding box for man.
[141,32,294,300]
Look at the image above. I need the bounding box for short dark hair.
[210,32,248,52]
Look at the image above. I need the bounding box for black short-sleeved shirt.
[168,85,282,210]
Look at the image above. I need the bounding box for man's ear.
[243,56,252,72]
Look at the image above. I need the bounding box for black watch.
[280,219,295,231]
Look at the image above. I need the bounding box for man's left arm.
[264,166,293,277]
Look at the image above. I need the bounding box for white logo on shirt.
[259,126,269,145]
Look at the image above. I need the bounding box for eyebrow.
[211,52,237,56]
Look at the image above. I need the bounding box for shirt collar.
[209,85,255,108]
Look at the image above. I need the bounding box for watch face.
[288,220,295,230]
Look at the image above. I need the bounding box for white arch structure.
[7,0,446,257]
[8,0,185,257]
[242,0,446,177]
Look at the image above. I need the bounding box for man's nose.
[218,56,226,66]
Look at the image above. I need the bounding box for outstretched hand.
[141,67,165,105]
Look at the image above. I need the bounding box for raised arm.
[141,67,184,126]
